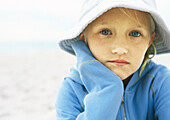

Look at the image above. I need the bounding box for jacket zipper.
[122,96,127,120]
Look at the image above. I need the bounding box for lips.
[108,59,130,66]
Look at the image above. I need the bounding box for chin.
[110,69,130,80]
[119,76,128,80]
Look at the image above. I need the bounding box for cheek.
[88,40,108,59]
[88,45,104,61]
[130,43,149,67]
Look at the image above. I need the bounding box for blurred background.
[0,0,169,120]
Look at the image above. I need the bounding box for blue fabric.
[55,40,170,120]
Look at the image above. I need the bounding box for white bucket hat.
[58,0,170,55]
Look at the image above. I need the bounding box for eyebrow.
[95,19,149,32]
[100,21,109,25]
[136,25,143,28]
[97,22,143,30]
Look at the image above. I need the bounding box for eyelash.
[99,29,142,37]
[129,31,142,37]
[100,29,112,35]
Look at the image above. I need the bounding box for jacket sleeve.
[154,67,170,119]
[56,40,124,120]
[76,60,124,120]
[55,79,84,120]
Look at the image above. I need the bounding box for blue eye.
[130,31,141,37]
[100,30,111,35]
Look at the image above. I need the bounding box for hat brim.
[58,0,170,55]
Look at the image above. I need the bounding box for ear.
[80,33,85,41]
[148,32,156,47]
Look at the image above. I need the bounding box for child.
[56,0,170,119]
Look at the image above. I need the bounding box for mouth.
[108,59,130,66]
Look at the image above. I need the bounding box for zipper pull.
[122,97,127,120]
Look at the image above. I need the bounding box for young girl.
[56,0,170,119]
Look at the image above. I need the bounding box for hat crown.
[79,0,102,20]
[143,0,157,9]
[80,0,157,21]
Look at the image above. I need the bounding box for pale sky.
[0,0,82,42]
[0,0,169,42]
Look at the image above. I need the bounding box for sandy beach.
[0,49,169,120]
[0,50,76,120]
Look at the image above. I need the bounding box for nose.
[112,48,128,55]
[110,35,128,55]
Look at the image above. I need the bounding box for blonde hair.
[139,14,156,77]
[119,8,155,34]
[139,43,157,77]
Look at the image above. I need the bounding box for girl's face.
[81,8,155,80]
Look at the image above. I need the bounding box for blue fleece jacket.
[55,40,170,120]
